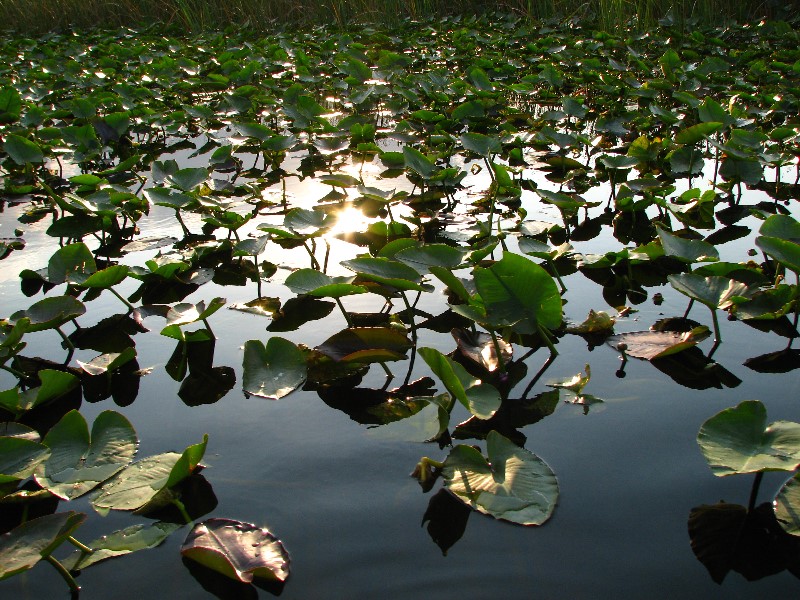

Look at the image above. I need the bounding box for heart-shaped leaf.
[35,410,137,500]
[697,400,800,476]
[181,518,290,583]
[442,431,558,526]
[0,437,51,484]
[242,338,306,399]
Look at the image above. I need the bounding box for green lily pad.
[242,338,306,399]
[0,369,80,416]
[4,134,44,165]
[35,410,137,500]
[91,434,208,513]
[756,236,800,274]
[341,256,427,291]
[775,472,800,536]
[0,437,51,484]
[77,348,137,376]
[62,521,180,571]
[697,400,800,476]
[284,269,366,298]
[657,228,719,263]
[474,252,562,333]
[10,296,86,332]
[181,518,290,583]
[0,512,86,580]
[394,244,465,275]
[442,431,558,526]
[667,273,752,309]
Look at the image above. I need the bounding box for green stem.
[489,330,507,374]
[378,361,394,380]
[108,287,135,311]
[0,364,26,378]
[172,498,193,525]
[44,555,80,594]
[201,318,215,338]
[537,324,559,356]
[334,298,353,327]
[710,308,722,344]
[747,471,764,513]
[67,536,94,555]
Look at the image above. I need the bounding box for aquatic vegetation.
[1,12,800,597]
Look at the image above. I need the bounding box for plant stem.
[44,555,80,594]
[537,324,559,356]
[108,287,135,311]
[334,298,353,327]
[489,330,507,373]
[67,536,94,555]
[710,308,722,344]
[172,498,193,524]
[747,471,764,513]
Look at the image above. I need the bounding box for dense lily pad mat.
[1,11,800,598]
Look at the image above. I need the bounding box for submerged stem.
[172,498,192,525]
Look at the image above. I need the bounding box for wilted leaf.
[181,518,290,583]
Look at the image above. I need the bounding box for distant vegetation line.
[0,0,793,33]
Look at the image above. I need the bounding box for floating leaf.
[0,512,86,580]
[775,472,800,536]
[442,431,558,526]
[4,134,44,165]
[547,364,591,394]
[473,252,562,333]
[77,348,137,376]
[62,522,180,571]
[451,328,512,373]
[657,228,719,263]
[10,296,86,332]
[565,310,615,334]
[608,327,710,360]
[35,410,137,500]
[0,369,80,415]
[667,273,752,309]
[242,338,306,399]
[284,269,366,298]
[91,435,208,513]
[181,518,290,583]
[756,235,800,274]
[317,327,411,363]
[698,400,800,476]
[0,437,51,484]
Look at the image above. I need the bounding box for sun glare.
[328,206,372,236]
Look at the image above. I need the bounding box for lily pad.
[0,437,51,484]
[317,327,412,364]
[181,518,290,583]
[0,512,86,580]
[35,410,137,500]
[242,338,306,399]
[284,269,366,298]
[62,522,180,571]
[607,327,710,360]
[667,274,752,309]
[442,431,558,526]
[91,434,208,513]
[775,472,800,536]
[697,400,800,476]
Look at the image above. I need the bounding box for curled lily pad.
[451,328,512,373]
[0,512,86,580]
[0,369,80,416]
[10,295,86,332]
[35,410,137,500]
[181,518,290,583]
[442,431,558,526]
[77,348,137,376]
[242,338,306,399]
[698,400,800,476]
[547,364,591,394]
